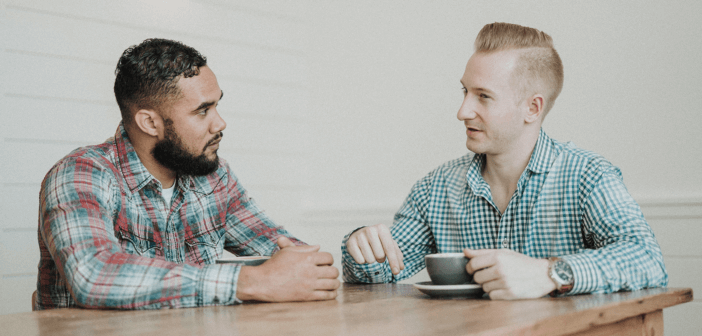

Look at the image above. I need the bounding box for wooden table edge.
[482,287,693,336]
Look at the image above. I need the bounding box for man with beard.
[35,38,339,310]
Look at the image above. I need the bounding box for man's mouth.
[205,133,223,149]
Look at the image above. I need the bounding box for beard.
[152,120,222,176]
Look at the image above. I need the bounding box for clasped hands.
[236,236,340,302]
[346,224,556,300]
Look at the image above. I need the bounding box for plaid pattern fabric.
[342,129,668,295]
[36,123,302,309]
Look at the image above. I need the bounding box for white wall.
[1,1,700,334]
[305,0,702,210]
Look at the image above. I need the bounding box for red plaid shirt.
[36,123,303,309]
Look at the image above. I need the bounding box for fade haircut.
[114,38,207,124]
[475,22,564,116]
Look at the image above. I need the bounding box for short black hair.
[114,38,207,124]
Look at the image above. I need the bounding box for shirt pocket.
[184,228,226,265]
[115,211,161,258]
[117,228,160,257]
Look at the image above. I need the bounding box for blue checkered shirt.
[342,129,668,295]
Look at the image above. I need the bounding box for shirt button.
[502,239,509,248]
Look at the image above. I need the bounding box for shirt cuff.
[341,230,393,283]
[560,253,603,295]
[196,264,243,306]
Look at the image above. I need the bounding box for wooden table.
[2,284,692,336]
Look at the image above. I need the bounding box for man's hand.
[464,248,555,300]
[236,238,340,302]
[345,224,404,275]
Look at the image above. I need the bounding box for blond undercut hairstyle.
[475,22,564,117]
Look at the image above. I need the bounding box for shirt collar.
[525,128,557,174]
[465,128,557,193]
[115,122,157,193]
[114,122,224,195]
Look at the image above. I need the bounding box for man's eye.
[480,93,490,99]
[199,109,208,115]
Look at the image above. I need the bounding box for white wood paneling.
[7,0,305,52]
[649,218,702,257]
[0,184,40,230]
[664,302,702,336]
[0,275,36,315]
[5,95,120,143]
[6,52,115,101]
[0,230,39,276]
[5,141,89,184]
[216,78,309,119]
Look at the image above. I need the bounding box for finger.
[487,289,513,301]
[314,278,341,291]
[312,252,335,266]
[464,248,496,258]
[466,253,496,274]
[316,265,340,279]
[480,278,505,293]
[472,265,500,284]
[395,244,405,270]
[365,227,387,263]
[308,289,338,301]
[277,236,295,249]
[378,232,401,274]
[356,232,378,264]
[346,237,366,264]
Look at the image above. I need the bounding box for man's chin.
[465,141,486,155]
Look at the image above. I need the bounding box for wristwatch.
[548,257,574,296]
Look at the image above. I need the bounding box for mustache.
[205,132,224,148]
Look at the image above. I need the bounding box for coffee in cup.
[425,253,472,285]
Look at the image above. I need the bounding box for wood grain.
[1,284,692,336]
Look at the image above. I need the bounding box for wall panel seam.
[6,4,305,55]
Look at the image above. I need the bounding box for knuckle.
[367,226,378,235]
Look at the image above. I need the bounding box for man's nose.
[211,109,227,133]
[457,96,477,121]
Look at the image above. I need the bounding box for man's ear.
[525,94,545,124]
[134,109,163,137]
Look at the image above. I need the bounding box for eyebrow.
[192,91,224,112]
[460,80,495,95]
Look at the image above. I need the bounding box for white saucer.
[215,256,270,266]
[413,281,484,297]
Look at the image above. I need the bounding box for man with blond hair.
[342,22,667,299]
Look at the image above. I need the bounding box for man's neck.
[481,129,540,213]
[125,125,177,188]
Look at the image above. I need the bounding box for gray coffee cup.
[425,253,472,285]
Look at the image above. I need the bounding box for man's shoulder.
[46,138,119,179]
[551,140,620,178]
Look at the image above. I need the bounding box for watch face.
[554,260,574,285]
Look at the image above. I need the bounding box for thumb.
[277,236,295,249]
[464,248,493,258]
